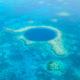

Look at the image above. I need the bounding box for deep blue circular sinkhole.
[24,27,57,42]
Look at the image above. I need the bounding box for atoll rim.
[4,26,61,42]
[4,26,66,56]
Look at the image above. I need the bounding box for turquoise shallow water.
[0,0,80,80]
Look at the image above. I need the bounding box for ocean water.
[24,28,57,41]
[0,0,80,80]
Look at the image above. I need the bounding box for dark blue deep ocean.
[24,28,57,41]
[0,0,80,80]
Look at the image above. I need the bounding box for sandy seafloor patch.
[0,0,80,80]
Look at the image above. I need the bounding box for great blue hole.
[24,27,57,42]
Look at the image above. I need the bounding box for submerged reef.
[46,61,64,73]
[4,26,66,56]
[1,26,79,80]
